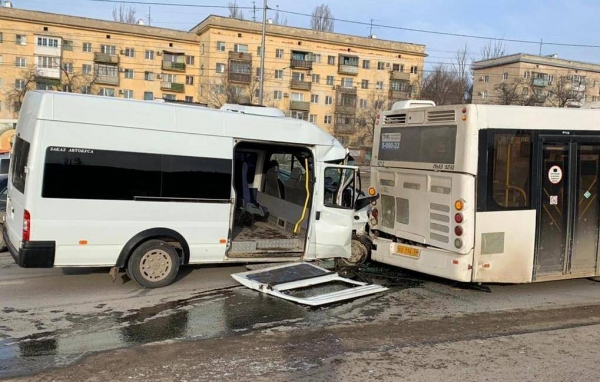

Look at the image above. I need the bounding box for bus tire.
[336,234,371,267]
[127,239,180,288]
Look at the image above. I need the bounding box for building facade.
[472,53,600,108]
[0,7,426,143]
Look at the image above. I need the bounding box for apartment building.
[472,53,600,107]
[0,7,426,142]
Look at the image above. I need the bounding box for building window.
[313,54,321,63]
[391,80,409,92]
[99,88,115,97]
[377,62,385,70]
[257,46,262,56]
[216,41,226,52]
[216,63,225,73]
[324,115,332,124]
[327,55,335,65]
[124,69,134,79]
[123,89,134,99]
[274,90,282,100]
[144,71,154,81]
[549,75,554,84]
[292,72,305,82]
[308,114,316,123]
[362,60,370,69]
[393,63,403,72]
[484,75,489,83]
[37,56,58,68]
[101,45,116,55]
[83,42,92,52]
[16,34,26,45]
[325,95,333,105]
[524,71,530,79]
[481,90,488,99]
[361,79,369,89]
[163,73,177,83]
[275,69,283,79]
[502,72,508,81]
[144,91,154,100]
[376,81,384,90]
[360,99,367,108]
[312,74,320,83]
[163,94,176,101]
[124,48,134,57]
[256,67,261,77]
[326,75,334,86]
[341,78,353,88]
[145,50,154,60]
[311,94,319,103]
[234,44,248,53]
[82,64,92,74]
[0,33,3,43]
[62,62,74,73]
[290,92,304,101]
[290,111,306,120]
[81,86,91,94]
[186,75,194,85]
[186,55,195,65]
[185,96,194,103]
[276,48,284,58]
[37,37,59,47]
[410,66,418,74]
[15,79,25,90]
[201,44,205,54]
[63,40,73,51]
[15,57,26,67]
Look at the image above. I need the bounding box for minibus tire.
[127,240,180,288]
[336,234,371,267]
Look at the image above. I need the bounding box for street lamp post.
[258,0,267,105]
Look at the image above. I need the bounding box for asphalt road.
[3,251,600,381]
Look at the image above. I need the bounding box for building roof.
[0,7,198,43]
[190,15,427,57]
[473,53,600,74]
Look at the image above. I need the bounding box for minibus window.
[11,137,30,194]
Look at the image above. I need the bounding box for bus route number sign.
[548,165,563,184]
[381,133,401,150]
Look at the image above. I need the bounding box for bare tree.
[546,74,588,108]
[351,91,387,147]
[200,72,272,108]
[273,8,288,26]
[228,1,244,20]
[60,64,101,95]
[310,3,334,32]
[492,78,538,106]
[5,68,37,116]
[414,64,466,106]
[454,44,472,103]
[480,39,506,60]
[112,4,137,24]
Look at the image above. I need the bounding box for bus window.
[491,131,532,208]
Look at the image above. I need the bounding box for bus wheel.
[336,234,371,267]
[127,240,180,288]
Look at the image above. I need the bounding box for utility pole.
[258,0,268,105]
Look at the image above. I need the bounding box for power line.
[87,0,254,9]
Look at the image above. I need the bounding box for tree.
[59,64,101,95]
[414,64,466,106]
[112,4,137,24]
[200,72,272,108]
[351,91,388,147]
[273,8,288,26]
[492,78,537,106]
[480,39,506,60]
[454,44,472,103]
[228,1,244,20]
[5,68,36,116]
[546,74,588,108]
[310,3,334,32]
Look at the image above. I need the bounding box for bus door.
[536,138,600,280]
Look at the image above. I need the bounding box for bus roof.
[25,91,345,153]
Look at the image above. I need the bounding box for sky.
[9,0,600,67]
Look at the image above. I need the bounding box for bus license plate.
[396,245,420,258]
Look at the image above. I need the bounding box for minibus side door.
[315,164,358,259]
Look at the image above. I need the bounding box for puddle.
[0,262,423,379]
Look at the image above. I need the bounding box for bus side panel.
[472,210,536,283]
[371,237,473,282]
[34,121,232,266]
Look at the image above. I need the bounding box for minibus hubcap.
[140,249,172,281]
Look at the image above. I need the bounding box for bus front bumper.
[3,224,55,268]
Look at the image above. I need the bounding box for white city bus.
[369,101,600,283]
[4,91,372,288]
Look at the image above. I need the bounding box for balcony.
[338,55,359,75]
[229,51,252,61]
[228,72,251,84]
[290,59,313,70]
[290,79,312,91]
[162,61,186,72]
[389,90,411,101]
[94,52,119,64]
[532,77,549,87]
[334,123,355,134]
[34,67,61,80]
[390,71,411,81]
[338,64,359,75]
[96,74,119,85]
[160,81,185,92]
[290,101,310,111]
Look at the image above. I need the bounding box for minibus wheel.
[127,240,181,288]
[336,234,371,267]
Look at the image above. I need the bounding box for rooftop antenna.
[252,1,257,22]
[539,38,543,55]
[368,18,378,38]
[146,6,152,26]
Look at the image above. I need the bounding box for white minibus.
[5,91,375,287]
